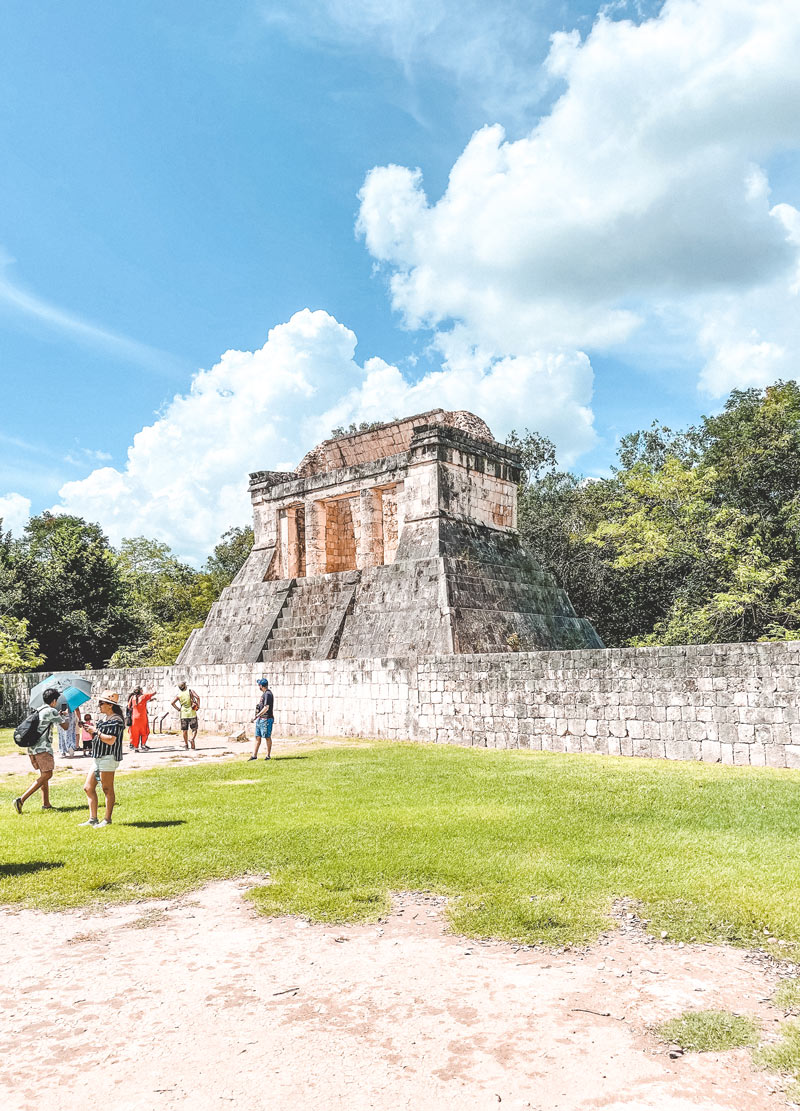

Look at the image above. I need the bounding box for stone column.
[286,506,302,578]
[305,499,327,576]
[356,488,382,569]
[278,511,290,579]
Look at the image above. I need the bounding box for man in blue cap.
[249,678,274,761]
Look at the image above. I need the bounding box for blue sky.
[1,0,799,561]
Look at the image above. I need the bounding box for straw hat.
[97,689,122,709]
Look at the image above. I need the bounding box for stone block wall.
[3,640,800,768]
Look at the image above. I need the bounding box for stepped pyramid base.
[178,520,602,666]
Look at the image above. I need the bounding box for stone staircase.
[261,571,360,661]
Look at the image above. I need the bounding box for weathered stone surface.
[180,410,601,664]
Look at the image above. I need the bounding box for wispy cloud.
[0,252,182,377]
[262,0,556,125]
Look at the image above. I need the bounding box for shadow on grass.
[48,804,88,813]
[0,861,64,878]
[126,820,186,829]
[270,755,309,761]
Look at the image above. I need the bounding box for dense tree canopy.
[3,513,144,669]
[515,382,800,646]
[0,517,253,671]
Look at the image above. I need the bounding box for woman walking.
[79,690,125,829]
[127,686,156,751]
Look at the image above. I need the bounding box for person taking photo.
[79,690,125,829]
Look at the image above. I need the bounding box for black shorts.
[180,717,198,731]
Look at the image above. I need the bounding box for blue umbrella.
[56,686,92,711]
[29,673,93,710]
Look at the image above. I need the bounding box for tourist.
[12,688,70,813]
[58,705,80,758]
[249,678,274,761]
[127,686,156,751]
[79,690,125,828]
[78,712,94,756]
[171,681,199,749]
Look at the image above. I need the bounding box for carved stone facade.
[178,409,602,664]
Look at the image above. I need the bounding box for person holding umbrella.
[12,688,70,813]
[79,690,125,828]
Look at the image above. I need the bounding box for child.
[79,712,94,756]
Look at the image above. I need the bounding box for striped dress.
[91,714,125,762]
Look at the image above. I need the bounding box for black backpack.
[14,710,41,748]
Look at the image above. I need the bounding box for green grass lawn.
[0,726,19,756]
[2,739,800,948]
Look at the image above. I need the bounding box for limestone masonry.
[3,641,800,767]
[177,409,602,665]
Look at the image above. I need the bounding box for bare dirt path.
[0,880,792,1110]
[0,731,342,779]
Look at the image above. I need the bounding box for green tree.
[204,526,254,592]
[10,513,145,669]
[110,537,217,667]
[586,384,800,644]
[512,383,800,647]
[0,615,44,671]
[510,432,666,646]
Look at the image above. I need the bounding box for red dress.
[129,693,155,748]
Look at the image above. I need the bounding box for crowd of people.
[11,677,276,824]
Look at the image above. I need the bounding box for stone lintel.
[250,453,408,503]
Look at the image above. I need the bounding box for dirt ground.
[0,728,332,779]
[0,879,795,1110]
[2,735,797,1109]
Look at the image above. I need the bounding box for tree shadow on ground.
[126,820,186,829]
[0,861,64,877]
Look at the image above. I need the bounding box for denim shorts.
[94,755,121,775]
[255,717,273,739]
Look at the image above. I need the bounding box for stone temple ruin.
[178,410,602,664]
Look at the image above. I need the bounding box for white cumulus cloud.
[0,492,32,536]
[357,0,800,397]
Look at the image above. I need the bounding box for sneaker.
[95,819,112,828]
[12,797,22,814]
[140,745,151,752]
[248,756,257,761]
[264,755,271,761]
[78,817,99,827]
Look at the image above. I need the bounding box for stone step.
[262,646,312,661]
[269,620,327,635]
[274,618,327,634]
[265,634,320,649]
